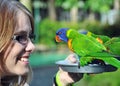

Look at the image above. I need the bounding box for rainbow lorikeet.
[55,28,120,68]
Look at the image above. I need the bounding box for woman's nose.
[25,39,35,53]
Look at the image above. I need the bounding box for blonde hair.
[0,0,34,86]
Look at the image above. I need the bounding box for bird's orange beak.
[55,35,62,42]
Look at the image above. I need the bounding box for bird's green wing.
[104,37,120,56]
[67,29,107,57]
[87,31,111,43]
[87,33,120,57]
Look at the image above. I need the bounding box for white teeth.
[21,58,28,62]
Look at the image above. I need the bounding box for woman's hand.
[57,54,83,86]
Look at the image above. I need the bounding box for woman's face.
[3,11,35,76]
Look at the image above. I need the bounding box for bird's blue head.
[55,28,68,42]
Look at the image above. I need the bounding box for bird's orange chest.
[68,39,74,51]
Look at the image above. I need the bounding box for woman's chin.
[12,67,29,76]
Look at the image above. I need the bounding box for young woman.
[0,0,83,86]
[0,0,35,85]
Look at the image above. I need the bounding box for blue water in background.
[30,51,69,67]
[30,65,58,86]
[29,51,69,86]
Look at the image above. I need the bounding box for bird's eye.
[58,32,62,35]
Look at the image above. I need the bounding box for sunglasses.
[12,34,35,45]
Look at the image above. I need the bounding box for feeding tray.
[56,60,117,74]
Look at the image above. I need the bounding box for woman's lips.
[18,56,29,64]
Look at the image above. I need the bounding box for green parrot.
[104,37,120,56]
[55,28,120,68]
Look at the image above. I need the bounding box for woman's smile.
[18,56,30,65]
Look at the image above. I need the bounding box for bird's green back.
[104,37,120,56]
[67,29,106,57]
[87,31,110,43]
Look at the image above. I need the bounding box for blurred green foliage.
[55,0,80,10]
[38,18,106,46]
[84,0,113,13]
[74,69,120,86]
[55,0,113,13]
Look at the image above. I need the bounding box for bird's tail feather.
[100,57,120,68]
